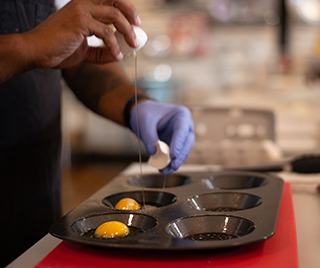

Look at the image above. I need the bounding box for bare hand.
[23,0,141,69]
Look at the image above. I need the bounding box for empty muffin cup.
[129,174,191,188]
[203,172,267,190]
[188,193,262,212]
[166,215,255,241]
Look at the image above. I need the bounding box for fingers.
[90,6,136,38]
[170,129,195,170]
[94,0,142,26]
[62,0,141,62]
[130,100,195,175]
[161,166,174,176]
[161,107,195,174]
[85,20,123,60]
[89,0,141,49]
[130,101,160,155]
[168,107,194,158]
[86,46,119,63]
[142,122,160,156]
[160,129,194,175]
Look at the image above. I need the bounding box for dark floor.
[61,155,135,215]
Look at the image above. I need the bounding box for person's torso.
[0,0,62,146]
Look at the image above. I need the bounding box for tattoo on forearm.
[71,63,125,111]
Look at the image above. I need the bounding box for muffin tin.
[50,170,284,250]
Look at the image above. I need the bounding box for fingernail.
[116,51,123,60]
[134,38,140,48]
[136,15,142,25]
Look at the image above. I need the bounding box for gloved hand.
[130,100,195,175]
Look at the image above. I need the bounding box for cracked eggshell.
[148,140,171,170]
[114,25,148,56]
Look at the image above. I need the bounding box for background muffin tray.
[50,170,284,250]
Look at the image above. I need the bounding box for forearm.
[62,62,147,126]
[0,34,33,83]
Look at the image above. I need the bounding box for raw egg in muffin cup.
[94,221,129,238]
[115,198,141,210]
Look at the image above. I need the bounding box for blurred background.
[60,0,320,212]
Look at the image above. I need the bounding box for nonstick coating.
[50,170,283,250]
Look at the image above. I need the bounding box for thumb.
[55,44,117,69]
[86,46,121,63]
[143,136,159,156]
[138,122,159,155]
[130,100,159,156]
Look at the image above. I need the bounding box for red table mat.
[36,182,298,268]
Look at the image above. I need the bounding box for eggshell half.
[148,140,171,170]
[114,26,148,56]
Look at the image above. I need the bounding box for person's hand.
[130,100,195,175]
[23,0,141,70]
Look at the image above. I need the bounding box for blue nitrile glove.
[130,100,195,175]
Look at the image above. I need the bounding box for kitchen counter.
[6,163,320,268]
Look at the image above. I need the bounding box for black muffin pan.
[50,170,284,250]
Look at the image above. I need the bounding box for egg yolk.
[94,221,129,238]
[115,198,141,210]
